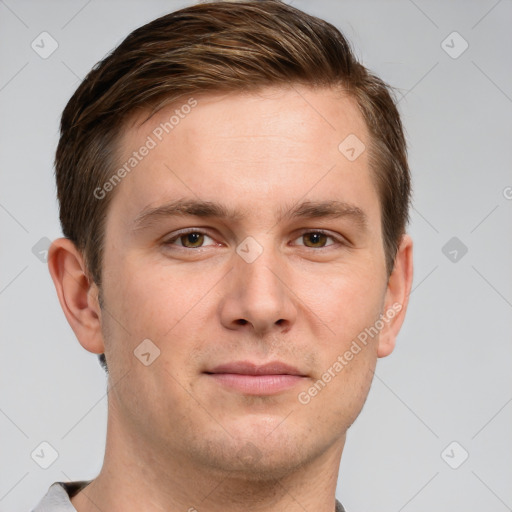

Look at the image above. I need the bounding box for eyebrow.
[278,200,368,230]
[132,198,368,232]
[132,199,244,231]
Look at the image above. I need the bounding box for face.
[98,85,395,479]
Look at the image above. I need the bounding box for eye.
[293,231,336,248]
[165,230,216,248]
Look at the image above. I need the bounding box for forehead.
[108,85,379,230]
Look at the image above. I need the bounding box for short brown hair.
[56,0,410,292]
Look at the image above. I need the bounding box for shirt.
[32,480,346,511]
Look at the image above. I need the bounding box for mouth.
[204,361,308,395]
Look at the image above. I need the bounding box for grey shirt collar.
[33,481,346,512]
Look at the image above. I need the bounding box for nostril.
[236,319,248,325]
[275,319,285,325]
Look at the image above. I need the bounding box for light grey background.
[1,1,511,511]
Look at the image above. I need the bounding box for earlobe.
[377,234,414,358]
[47,237,105,355]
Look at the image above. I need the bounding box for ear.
[47,237,105,354]
[377,234,413,358]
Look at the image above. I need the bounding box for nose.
[219,247,297,336]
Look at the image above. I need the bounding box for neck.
[71,396,345,512]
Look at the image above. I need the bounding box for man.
[35,0,413,510]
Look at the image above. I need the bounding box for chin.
[193,423,324,481]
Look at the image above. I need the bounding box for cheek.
[105,256,214,342]
[297,331,377,437]
[100,260,204,424]
[100,244,232,388]
[297,261,386,345]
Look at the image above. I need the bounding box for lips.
[204,361,307,395]
[207,361,305,376]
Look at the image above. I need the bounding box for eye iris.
[304,232,327,247]
[181,232,204,247]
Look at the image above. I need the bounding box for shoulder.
[31,480,92,511]
[336,498,347,512]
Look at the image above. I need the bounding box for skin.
[48,85,413,512]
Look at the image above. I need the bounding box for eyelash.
[163,229,345,249]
